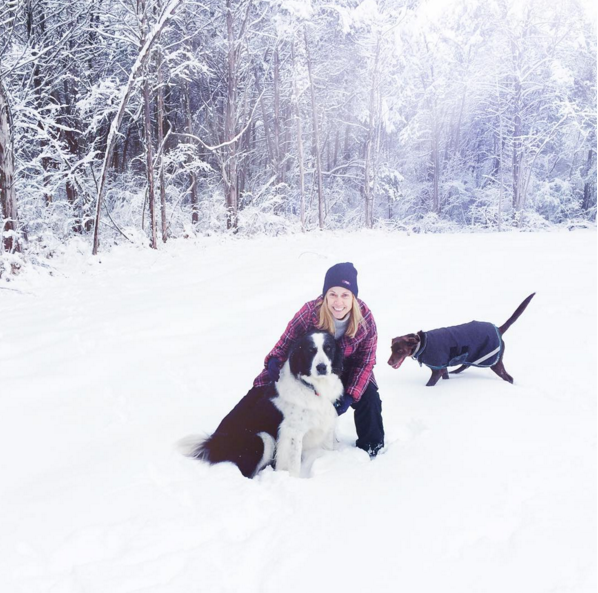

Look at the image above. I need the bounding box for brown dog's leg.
[442,369,450,380]
[491,360,514,384]
[426,369,445,386]
[491,345,514,384]
[450,365,468,375]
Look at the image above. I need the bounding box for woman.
[253,262,384,458]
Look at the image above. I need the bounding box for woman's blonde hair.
[317,291,365,339]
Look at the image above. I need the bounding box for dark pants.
[352,382,384,455]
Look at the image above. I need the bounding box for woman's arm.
[253,299,318,386]
[343,311,377,402]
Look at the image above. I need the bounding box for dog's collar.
[300,378,320,396]
[411,331,426,360]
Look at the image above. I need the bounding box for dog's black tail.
[180,433,240,465]
[178,431,275,479]
[498,293,535,335]
[178,434,213,460]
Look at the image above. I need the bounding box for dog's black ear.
[289,331,316,377]
[332,340,343,376]
[288,336,303,377]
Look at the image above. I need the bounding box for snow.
[1,229,596,593]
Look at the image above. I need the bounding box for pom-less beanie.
[322,262,359,298]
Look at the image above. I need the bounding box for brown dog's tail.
[498,293,535,335]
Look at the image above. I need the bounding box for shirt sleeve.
[253,301,316,386]
[343,313,378,402]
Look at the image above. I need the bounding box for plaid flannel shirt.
[253,297,378,402]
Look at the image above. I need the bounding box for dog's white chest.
[272,373,340,476]
[274,383,336,432]
[276,393,335,437]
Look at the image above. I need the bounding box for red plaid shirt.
[253,297,378,402]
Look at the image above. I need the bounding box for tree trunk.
[291,40,306,231]
[143,76,158,249]
[156,49,168,243]
[255,69,275,169]
[363,38,381,229]
[184,79,199,225]
[62,77,83,233]
[140,1,157,250]
[333,129,340,171]
[581,138,596,216]
[497,79,505,232]
[431,122,440,214]
[26,2,53,207]
[273,47,282,185]
[510,38,524,218]
[0,80,19,253]
[304,26,324,229]
[224,0,239,230]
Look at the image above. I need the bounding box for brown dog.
[388,293,535,386]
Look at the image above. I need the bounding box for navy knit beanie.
[322,262,358,298]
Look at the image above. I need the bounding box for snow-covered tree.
[0,0,594,260]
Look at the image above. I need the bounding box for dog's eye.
[324,345,332,353]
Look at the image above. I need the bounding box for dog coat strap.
[411,342,422,359]
[470,345,501,366]
[411,331,426,365]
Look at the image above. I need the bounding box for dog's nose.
[316,363,327,375]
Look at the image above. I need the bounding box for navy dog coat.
[413,321,503,370]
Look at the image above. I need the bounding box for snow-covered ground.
[1,229,596,593]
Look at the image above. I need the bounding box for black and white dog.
[183,330,344,478]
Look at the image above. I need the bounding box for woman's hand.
[267,357,283,382]
[334,394,354,416]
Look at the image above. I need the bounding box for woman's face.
[325,286,353,320]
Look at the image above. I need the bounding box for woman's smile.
[326,287,353,320]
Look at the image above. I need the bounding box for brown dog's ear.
[392,334,418,342]
[391,333,420,346]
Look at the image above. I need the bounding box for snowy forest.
[0,0,596,263]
